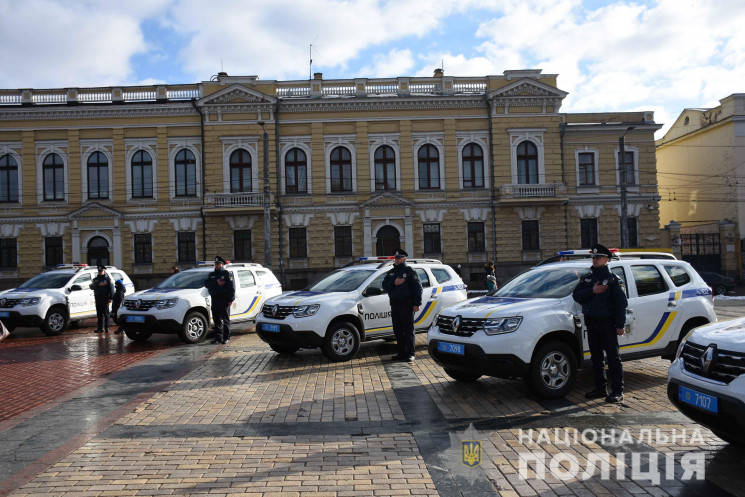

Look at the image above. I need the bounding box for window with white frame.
[516,141,538,184]
[577,151,596,186]
[462,143,484,188]
[374,145,396,191]
[87,151,109,200]
[42,153,65,201]
[285,148,308,194]
[418,144,440,190]
[0,154,18,203]
[230,149,252,193]
[131,150,154,198]
[619,149,637,186]
[174,148,197,197]
[330,146,353,192]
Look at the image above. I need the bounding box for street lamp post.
[258,121,271,267]
[619,126,636,249]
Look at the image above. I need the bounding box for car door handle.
[626,309,634,314]
[430,295,438,300]
[667,301,677,307]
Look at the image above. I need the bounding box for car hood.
[439,295,568,318]
[687,317,745,352]
[265,290,354,306]
[0,288,57,298]
[126,287,208,300]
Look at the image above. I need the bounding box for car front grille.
[0,298,21,308]
[436,315,485,337]
[681,341,745,384]
[123,300,156,311]
[261,304,294,320]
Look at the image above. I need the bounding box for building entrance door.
[87,236,110,267]
[376,226,400,256]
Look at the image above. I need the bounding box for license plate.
[437,341,465,355]
[262,323,280,332]
[126,315,146,323]
[0,311,9,318]
[679,385,718,414]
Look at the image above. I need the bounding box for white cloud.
[358,49,415,78]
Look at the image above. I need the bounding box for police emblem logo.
[452,315,462,334]
[700,345,716,373]
[272,304,279,318]
[462,440,481,467]
[135,299,142,310]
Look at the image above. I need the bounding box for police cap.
[97,265,106,271]
[590,244,612,258]
[393,248,408,258]
[214,256,226,264]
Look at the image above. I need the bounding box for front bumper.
[428,339,530,379]
[256,321,324,348]
[118,313,181,334]
[0,310,43,328]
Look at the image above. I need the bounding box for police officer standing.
[90,265,114,333]
[382,249,423,362]
[572,244,628,403]
[204,256,235,344]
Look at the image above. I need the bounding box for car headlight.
[674,338,687,361]
[20,297,41,306]
[483,316,522,335]
[156,298,179,309]
[293,304,319,318]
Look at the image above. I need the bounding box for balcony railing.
[499,183,566,199]
[204,192,270,208]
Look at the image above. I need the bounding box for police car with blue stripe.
[256,257,467,362]
[428,250,717,398]
[119,262,281,344]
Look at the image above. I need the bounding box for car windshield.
[308,269,375,292]
[497,267,582,299]
[18,272,73,289]
[155,271,210,289]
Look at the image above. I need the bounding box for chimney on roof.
[433,68,444,77]
[314,72,323,80]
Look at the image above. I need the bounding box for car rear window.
[431,268,452,284]
[663,265,691,287]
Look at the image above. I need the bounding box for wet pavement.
[0,302,744,496]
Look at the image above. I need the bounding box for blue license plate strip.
[678,385,718,414]
[126,315,145,323]
[437,341,465,355]
[0,311,9,318]
[262,323,280,332]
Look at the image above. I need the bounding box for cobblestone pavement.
[2,301,745,496]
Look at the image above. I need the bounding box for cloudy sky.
[1,0,742,138]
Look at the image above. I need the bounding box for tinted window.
[237,270,255,287]
[414,268,430,288]
[110,271,123,282]
[664,265,691,287]
[309,269,375,292]
[611,266,628,298]
[431,268,452,284]
[156,271,211,289]
[497,267,581,298]
[73,273,92,285]
[630,265,668,296]
[18,272,73,289]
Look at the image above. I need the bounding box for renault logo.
[0,298,5,307]
[452,315,462,334]
[135,299,142,310]
[272,305,279,318]
[700,345,717,373]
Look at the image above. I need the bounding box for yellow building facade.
[0,70,662,287]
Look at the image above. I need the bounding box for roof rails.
[226,262,264,268]
[54,263,90,273]
[343,257,443,269]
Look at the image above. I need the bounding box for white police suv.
[0,264,135,335]
[428,252,717,398]
[256,257,467,362]
[668,317,745,446]
[119,262,281,344]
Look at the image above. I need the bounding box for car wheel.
[322,321,361,362]
[444,368,481,382]
[179,311,208,344]
[124,328,152,342]
[41,307,68,336]
[269,343,300,355]
[527,341,577,398]
[714,285,726,296]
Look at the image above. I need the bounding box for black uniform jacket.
[382,263,423,306]
[204,268,236,301]
[572,264,628,329]
[112,281,126,306]
[90,274,114,300]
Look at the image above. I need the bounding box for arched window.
[374,145,396,191]
[285,148,307,194]
[43,153,65,201]
[230,149,252,193]
[87,236,109,267]
[462,143,484,188]
[0,154,18,203]
[131,150,153,198]
[418,144,440,190]
[330,146,352,192]
[517,141,538,184]
[175,149,197,196]
[375,226,400,257]
[87,151,109,199]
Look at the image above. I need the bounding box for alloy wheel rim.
[49,313,64,332]
[186,318,204,340]
[332,329,354,355]
[540,352,569,389]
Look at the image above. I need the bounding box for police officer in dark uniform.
[382,248,423,362]
[572,243,628,403]
[204,256,235,344]
[90,265,114,333]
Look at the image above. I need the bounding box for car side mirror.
[364,287,383,297]
[69,284,82,292]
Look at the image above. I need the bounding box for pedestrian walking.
[111,278,126,333]
[486,274,498,295]
[454,264,462,277]
[90,265,114,333]
[572,243,628,403]
[170,265,180,275]
[382,248,423,362]
[204,256,235,344]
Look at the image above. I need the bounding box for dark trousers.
[95,297,110,331]
[391,301,415,358]
[111,298,122,324]
[211,298,231,340]
[586,317,624,394]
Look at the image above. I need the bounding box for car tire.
[269,343,300,355]
[714,285,726,296]
[41,307,68,336]
[179,311,208,344]
[322,321,361,362]
[124,328,152,342]
[444,368,481,382]
[527,341,577,399]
